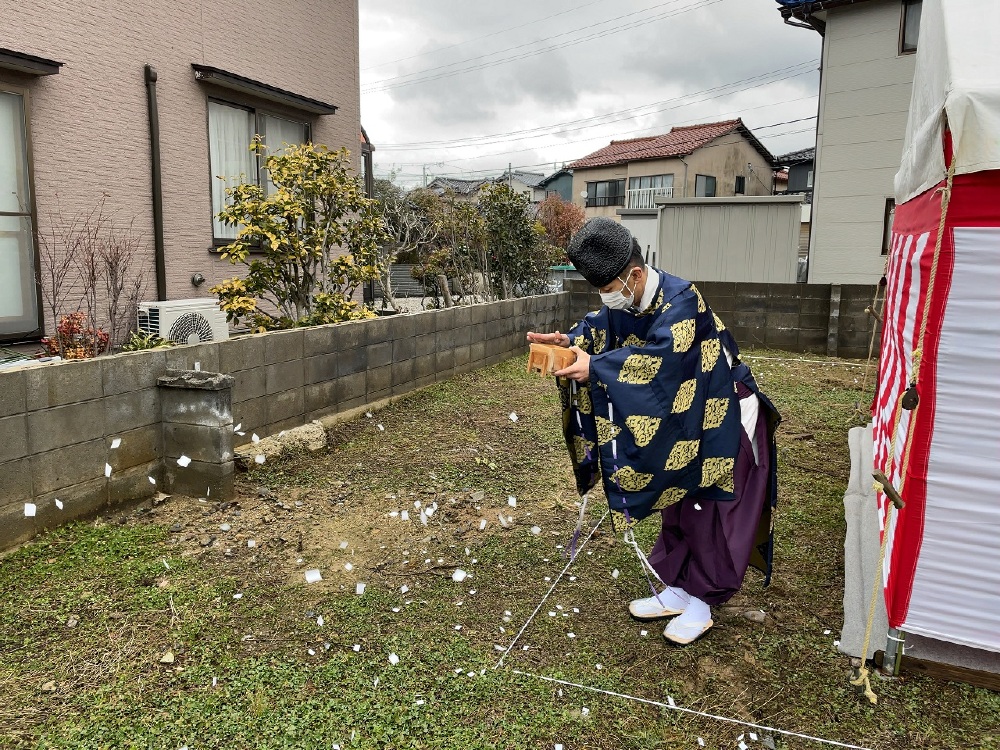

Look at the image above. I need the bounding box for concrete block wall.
[564,279,879,359]
[0,293,570,551]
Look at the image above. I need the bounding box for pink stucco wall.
[0,0,361,321]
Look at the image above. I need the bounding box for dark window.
[694,174,717,197]
[901,0,922,54]
[208,100,310,243]
[585,179,625,207]
[627,174,673,190]
[882,199,896,255]
[734,175,746,195]
[0,85,42,340]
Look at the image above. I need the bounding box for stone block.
[0,369,26,418]
[302,324,338,358]
[454,345,471,368]
[30,438,106,495]
[164,342,221,373]
[414,374,435,390]
[165,458,234,499]
[798,329,828,354]
[108,463,158,506]
[414,332,437,358]
[454,306,475,327]
[392,336,416,362]
[160,387,232,428]
[367,365,392,395]
[337,372,366,404]
[765,312,801,330]
[391,358,414,389]
[334,344,366,377]
[232,367,266,401]
[339,395,368,412]
[766,293,802,315]
[304,381,337,415]
[453,325,472,348]
[266,387,305,425]
[0,414,28,463]
[110,424,161,470]
[764,327,799,350]
[304,354,338,385]
[163,422,234,464]
[0,477,107,550]
[470,341,486,363]
[367,341,392,369]
[102,350,167,397]
[219,334,266,373]
[105,388,160,434]
[233,396,267,437]
[799,295,830,316]
[26,359,103,410]
[28,400,106,454]
[362,316,392,346]
[264,328,304,364]
[800,313,829,331]
[334,320,367,351]
[486,337,504,357]
[435,347,455,375]
[0,457,33,504]
[266,359,305,395]
[434,307,458,332]
[470,322,487,342]
[392,378,417,397]
[413,354,436,380]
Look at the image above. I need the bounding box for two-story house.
[567,119,776,220]
[777,0,922,283]
[1,0,362,343]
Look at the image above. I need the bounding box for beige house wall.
[0,0,361,331]
[571,131,774,221]
[809,0,915,283]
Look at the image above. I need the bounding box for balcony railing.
[626,186,674,209]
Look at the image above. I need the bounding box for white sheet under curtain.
[0,91,32,328]
[208,101,255,240]
[261,115,307,196]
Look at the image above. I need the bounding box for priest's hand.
[526,330,570,347]
[554,346,590,383]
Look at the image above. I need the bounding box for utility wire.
[363,0,729,93]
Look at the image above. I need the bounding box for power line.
[361,0,607,72]
[362,0,729,94]
[376,60,818,152]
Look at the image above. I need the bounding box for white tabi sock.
[669,593,710,626]
[654,586,690,610]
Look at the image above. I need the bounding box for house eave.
[191,64,338,115]
[778,0,878,34]
[0,47,63,76]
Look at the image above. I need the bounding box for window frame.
[627,174,674,191]
[206,96,312,248]
[694,174,717,198]
[0,81,44,342]
[882,198,896,255]
[585,178,626,208]
[899,0,922,55]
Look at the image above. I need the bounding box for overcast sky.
[359,0,822,188]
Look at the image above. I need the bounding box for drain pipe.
[144,64,167,301]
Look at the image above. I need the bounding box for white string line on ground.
[743,355,868,368]
[512,670,874,750]
[493,510,609,670]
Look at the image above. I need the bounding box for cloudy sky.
[359,0,822,188]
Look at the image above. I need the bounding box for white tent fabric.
[895,0,1000,204]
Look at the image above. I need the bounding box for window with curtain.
[694,174,717,197]
[208,101,309,243]
[0,88,40,340]
[585,179,625,207]
[628,174,673,191]
[901,0,922,54]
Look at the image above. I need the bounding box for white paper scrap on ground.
[353,644,361,652]
[388,653,400,665]
[567,633,576,639]
[304,569,322,583]
[531,526,541,535]
[110,438,121,449]
[698,739,705,747]
[105,463,112,478]
[611,569,620,579]
[317,615,324,626]
[252,433,260,443]
[344,563,353,572]
[220,523,231,532]
[234,423,242,432]
[640,629,648,636]
[401,510,410,521]
[24,502,36,517]
[377,424,384,432]
[498,514,509,528]
[508,496,517,507]
[694,503,702,511]
[339,541,349,549]
[255,455,265,465]
[356,582,366,595]
[247,540,256,548]
[177,455,191,468]
[479,519,487,530]
[148,476,156,485]
[365,411,373,418]
[401,585,409,594]
[750,733,758,741]
[509,412,518,422]
[54,499,63,510]
[452,569,468,583]
[233,593,243,599]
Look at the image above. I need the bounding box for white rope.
[511,670,874,750]
[493,511,609,669]
[742,354,867,368]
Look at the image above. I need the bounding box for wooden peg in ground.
[526,343,576,377]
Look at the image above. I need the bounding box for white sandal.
[628,595,685,621]
[663,618,713,645]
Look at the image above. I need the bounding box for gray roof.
[497,170,547,189]
[774,147,815,166]
[426,177,489,196]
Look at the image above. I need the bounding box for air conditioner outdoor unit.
[138,299,230,344]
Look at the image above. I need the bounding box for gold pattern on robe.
[618,354,662,385]
[691,285,707,313]
[595,415,621,445]
[611,465,654,491]
[573,335,590,352]
[664,439,700,471]
[700,456,735,489]
[573,435,596,463]
[700,338,721,373]
[652,487,688,509]
[622,333,647,348]
[592,329,607,354]
[639,289,664,317]
[625,415,661,447]
[660,302,673,313]
[713,312,727,331]
[575,386,593,415]
[702,397,729,430]
[671,378,697,413]
[671,318,696,353]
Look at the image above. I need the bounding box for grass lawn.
[1,351,998,749]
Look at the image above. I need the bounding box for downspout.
[679,157,689,197]
[144,64,167,301]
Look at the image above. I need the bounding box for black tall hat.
[567,218,634,287]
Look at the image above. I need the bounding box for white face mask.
[600,273,637,310]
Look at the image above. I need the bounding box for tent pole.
[883,628,904,676]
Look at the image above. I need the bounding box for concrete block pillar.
[158,369,235,499]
